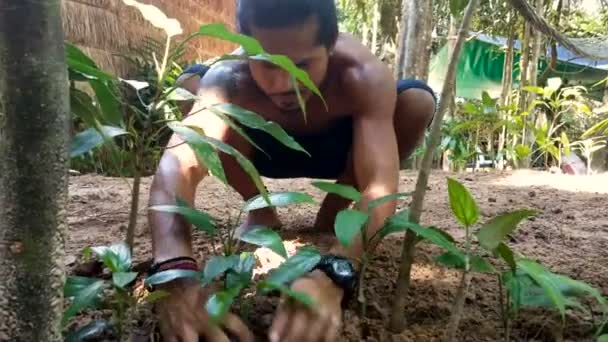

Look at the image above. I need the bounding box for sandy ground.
[66,170,608,341]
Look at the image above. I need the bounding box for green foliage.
[447,177,479,227]
[239,227,288,259]
[311,181,362,202]
[149,199,216,235]
[335,209,370,247]
[265,247,322,287]
[476,210,536,250]
[244,192,316,212]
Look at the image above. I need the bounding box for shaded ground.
[66,170,608,341]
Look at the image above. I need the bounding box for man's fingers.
[323,314,341,342]
[180,324,201,342]
[283,309,309,342]
[223,313,255,342]
[269,304,291,342]
[305,314,328,342]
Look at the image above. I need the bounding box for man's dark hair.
[237,0,339,48]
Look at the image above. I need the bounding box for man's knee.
[396,88,436,127]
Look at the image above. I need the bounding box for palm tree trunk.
[0,1,69,340]
[388,0,480,331]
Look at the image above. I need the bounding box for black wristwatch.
[312,254,359,303]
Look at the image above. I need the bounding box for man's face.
[248,16,330,111]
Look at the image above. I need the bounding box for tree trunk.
[442,16,459,172]
[395,0,433,80]
[523,0,544,168]
[518,17,532,168]
[0,1,69,341]
[394,0,409,79]
[362,23,370,47]
[389,0,480,332]
[371,1,381,55]
[498,13,516,169]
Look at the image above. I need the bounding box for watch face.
[332,259,354,277]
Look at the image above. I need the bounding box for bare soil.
[66,170,608,341]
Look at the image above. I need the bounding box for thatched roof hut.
[62,0,237,76]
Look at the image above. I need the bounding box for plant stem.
[444,270,472,342]
[126,153,141,252]
[445,224,472,342]
[388,0,480,331]
[358,253,369,318]
[498,274,510,342]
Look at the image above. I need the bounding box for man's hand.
[269,270,344,342]
[155,278,254,342]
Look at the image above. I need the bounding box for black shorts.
[243,79,437,179]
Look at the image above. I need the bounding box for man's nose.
[268,69,293,94]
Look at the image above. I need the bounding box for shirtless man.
[148,0,436,341]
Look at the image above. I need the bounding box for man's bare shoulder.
[198,59,251,101]
[334,34,396,117]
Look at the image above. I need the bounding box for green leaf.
[311,181,361,202]
[90,80,122,126]
[209,103,309,156]
[209,112,269,157]
[112,272,138,288]
[203,255,239,285]
[496,242,516,272]
[243,191,315,211]
[523,86,545,95]
[239,227,288,259]
[598,335,608,342]
[149,200,216,235]
[561,132,571,156]
[447,177,479,227]
[86,242,132,273]
[481,91,494,107]
[378,209,436,240]
[258,281,314,307]
[266,246,321,286]
[514,144,532,159]
[206,287,240,322]
[144,269,200,287]
[462,102,478,114]
[70,126,128,158]
[171,124,226,183]
[65,42,114,81]
[517,259,567,320]
[64,276,100,298]
[449,0,467,16]
[62,279,106,325]
[169,122,268,202]
[65,320,111,342]
[476,210,536,250]
[70,88,99,128]
[367,192,412,210]
[225,252,255,290]
[293,75,308,122]
[335,209,369,247]
[407,224,465,257]
[198,23,264,55]
[434,253,495,273]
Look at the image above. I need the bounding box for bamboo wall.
[62,0,237,76]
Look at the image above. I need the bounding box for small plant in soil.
[406,177,608,341]
[147,191,323,324]
[63,242,166,341]
[310,181,413,317]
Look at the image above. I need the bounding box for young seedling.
[63,242,166,341]
[148,190,321,324]
[311,181,413,317]
[401,178,607,341]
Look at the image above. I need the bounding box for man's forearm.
[149,159,202,262]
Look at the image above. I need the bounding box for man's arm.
[330,64,400,265]
[149,65,234,263]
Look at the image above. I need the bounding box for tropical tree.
[0,0,70,340]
